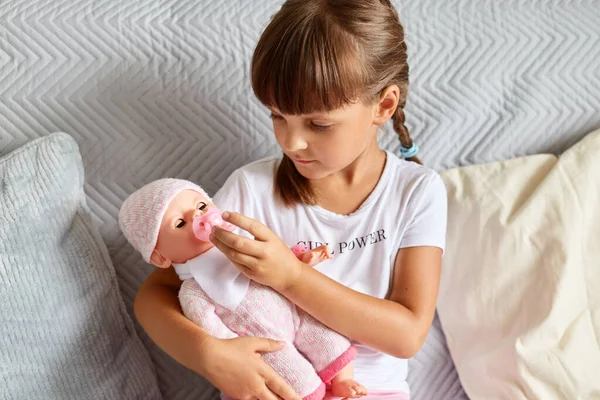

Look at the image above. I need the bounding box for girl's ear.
[150,250,172,269]
[373,84,400,125]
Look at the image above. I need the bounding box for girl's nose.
[281,128,308,153]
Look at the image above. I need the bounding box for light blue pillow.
[0,133,162,399]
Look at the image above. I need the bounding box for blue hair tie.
[400,143,419,158]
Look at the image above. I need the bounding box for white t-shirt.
[212,151,447,393]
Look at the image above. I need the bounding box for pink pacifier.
[192,206,235,242]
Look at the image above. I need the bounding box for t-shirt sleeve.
[399,173,448,252]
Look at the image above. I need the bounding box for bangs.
[251,10,366,115]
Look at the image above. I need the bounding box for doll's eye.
[197,202,207,211]
[176,219,185,228]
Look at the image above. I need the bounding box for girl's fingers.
[249,337,286,353]
[258,387,281,400]
[259,361,300,400]
[211,227,264,258]
[231,260,254,277]
[211,238,259,270]
[222,212,272,241]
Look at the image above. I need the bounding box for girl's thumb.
[254,337,286,353]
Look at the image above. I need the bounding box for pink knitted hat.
[118,178,210,263]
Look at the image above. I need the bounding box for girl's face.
[269,101,379,181]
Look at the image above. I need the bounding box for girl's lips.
[294,159,314,164]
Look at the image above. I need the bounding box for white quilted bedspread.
[1,1,599,399]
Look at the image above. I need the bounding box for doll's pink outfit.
[119,178,356,400]
[178,265,356,400]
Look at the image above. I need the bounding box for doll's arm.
[179,280,237,339]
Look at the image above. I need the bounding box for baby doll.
[119,178,367,400]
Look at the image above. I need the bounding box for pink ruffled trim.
[304,382,326,400]
[317,345,358,384]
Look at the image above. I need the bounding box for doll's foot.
[331,380,367,398]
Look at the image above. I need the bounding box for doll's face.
[152,190,215,266]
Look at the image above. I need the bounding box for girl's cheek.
[274,131,286,147]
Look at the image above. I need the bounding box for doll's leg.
[294,309,357,383]
[261,344,325,400]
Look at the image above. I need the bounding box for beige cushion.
[438,129,600,399]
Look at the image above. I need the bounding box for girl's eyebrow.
[303,112,333,119]
[269,107,335,120]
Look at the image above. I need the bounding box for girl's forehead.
[269,102,364,118]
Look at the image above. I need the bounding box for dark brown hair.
[251,0,419,206]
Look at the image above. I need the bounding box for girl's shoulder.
[227,155,279,194]
[384,151,444,196]
[212,155,280,207]
[236,155,280,184]
[382,153,447,251]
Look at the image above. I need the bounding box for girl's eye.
[176,220,185,228]
[311,122,332,132]
[197,202,207,211]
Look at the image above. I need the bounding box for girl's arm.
[210,213,442,359]
[283,246,441,359]
[134,267,212,370]
[134,267,301,400]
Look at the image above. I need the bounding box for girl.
[134,1,446,399]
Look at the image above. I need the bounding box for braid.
[392,105,421,164]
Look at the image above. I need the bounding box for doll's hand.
[298,245,332,267]
[209,212,305,293]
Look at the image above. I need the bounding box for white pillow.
[0,133,162,399]
[438,129,600,399]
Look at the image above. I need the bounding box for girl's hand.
[209,212,304,292]
[200,336,301,400]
